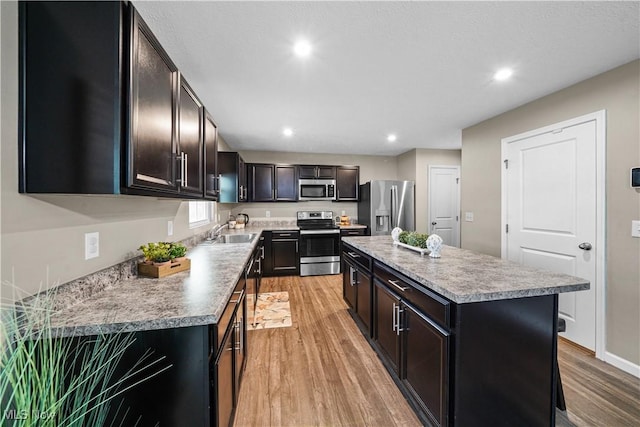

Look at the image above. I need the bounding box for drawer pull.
[278,233,292,237]
[388,279,409,292]
[347,252,360,258]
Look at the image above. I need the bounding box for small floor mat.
[247,291,292,330]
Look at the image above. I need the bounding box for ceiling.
[133,1,639,156]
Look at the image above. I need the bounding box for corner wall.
[0,2,215,300]
[461,60,640,367]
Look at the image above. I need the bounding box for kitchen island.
[341,235,589,427]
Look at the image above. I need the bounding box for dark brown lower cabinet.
[263,231,299,276]
[342,246,372,336]
[373,279,401,374]
[215,327,234,427]
[403,303,449,427]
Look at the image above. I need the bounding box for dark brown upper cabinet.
[176,76,204,196]
[248,164,297,202]
[218,152,247,203]
[19,2,216,199]
[19,1,125,194]
[298,165,336,180]
[127,6,180,193]
[336,166,360,201]
[203,110,219,200]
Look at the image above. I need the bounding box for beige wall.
[394,149,462,233]
[0,2,215,300]
[461,60,640,365]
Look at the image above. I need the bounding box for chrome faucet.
[209,223,228,241]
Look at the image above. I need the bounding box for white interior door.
[428,166,460,247]
[504,120,598,351]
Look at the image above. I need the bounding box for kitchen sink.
[215,233,258,244]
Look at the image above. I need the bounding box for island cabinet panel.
[451,295,557,427]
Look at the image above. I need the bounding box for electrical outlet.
[266,210,271,218]
[85,232,99,260]
[465,212,474,222]
[632,220,640,238]
[167,220,173,236]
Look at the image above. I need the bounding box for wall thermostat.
[632,167,640,188]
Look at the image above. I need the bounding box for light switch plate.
[465,212,474,222]
[266,211,271,218]
[632,220,640,238]
[85,232,99,260]
[167,220,173,236]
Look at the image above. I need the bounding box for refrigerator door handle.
[391,185,398,228]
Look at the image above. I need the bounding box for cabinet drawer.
[374,263,450,329]
[272,230,299,239]
[341,228,367,236]
[342,245,372,272]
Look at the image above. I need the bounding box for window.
[189,201,215,228]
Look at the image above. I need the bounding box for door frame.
[428,165,461,247]
[500,110,606,360]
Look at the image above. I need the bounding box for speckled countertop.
[49,226,280,337]
[342,235,589,304]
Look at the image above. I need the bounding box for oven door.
[299,229,341,275]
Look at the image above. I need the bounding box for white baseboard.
[604,351,640,378]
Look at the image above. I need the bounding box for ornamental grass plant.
[0,283,170,427]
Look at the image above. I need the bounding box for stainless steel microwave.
[298,179,336,201]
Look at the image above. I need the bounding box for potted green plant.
[138,242,172,266]
[168,243,187,263]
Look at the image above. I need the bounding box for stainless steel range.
[297,211,341,276]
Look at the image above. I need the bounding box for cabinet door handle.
[231,289,245,304]
[295,241,299,253]
[350,267,357,286]
[272,188,275,200]
[388,279,409,292]
[260,246,265,259]
[184,153,188,187]
[392,302,397,332]
[396,304,404,335]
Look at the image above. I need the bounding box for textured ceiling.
[133,1,639,156]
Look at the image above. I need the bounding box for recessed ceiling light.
[283,127,294,137]
[387,134,397,143]
[293,39,312,58]
[494,68,513,81]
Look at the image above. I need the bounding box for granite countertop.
[342,235,589,304]
[49,226,277,337]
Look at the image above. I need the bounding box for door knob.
[431,222,437,226]
[578,242,592,251]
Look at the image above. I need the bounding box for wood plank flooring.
[234,275,640,427]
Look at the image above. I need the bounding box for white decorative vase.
[426,234,443,258]
[391,227,402,242]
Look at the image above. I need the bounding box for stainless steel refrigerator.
[358,180,415,235]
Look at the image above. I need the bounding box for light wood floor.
[234,275,640,427]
